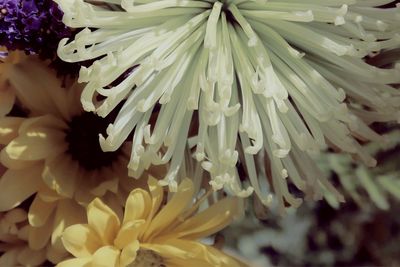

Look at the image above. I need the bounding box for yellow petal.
[0,117,24,145]
[27,62,72,120]
[166,258,214,267]
[143,239,242,267]
[91,246,120,267]
[28,196,57,227]
[28,213,53,250]
[123,189,151,224]
[43,154,78,198]
[144,179,194,240]
[87,198,121,245]
[9,59,69,118]
[62,224,102,258]
[5,124,67,161]
[119,240,140,267]
[0,165,42,211]
[0,87,15,117]
[114,220,145,249]
[56,257,92,267]
[167,254,248,267]
[17,246,47,267]
[37,184,63,202]
[0,149,38,169]
[202,244,247,267]
[147,176,164,220]
[140,242,190,261]
[52,199,87,252]
[169,197,241,240]
[0,248,19,266]
[18,115,67,134]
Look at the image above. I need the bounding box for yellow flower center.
[128,249,165,267]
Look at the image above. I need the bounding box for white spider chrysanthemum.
[55,0,400,210]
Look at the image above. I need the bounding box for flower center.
[65,112,121,171]
[128,249,165,267]
[217,1,236,23]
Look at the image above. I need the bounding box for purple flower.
[0,0,79,76]
[0,0,68,57]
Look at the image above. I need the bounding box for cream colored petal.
[25,62,71,120]
[91,246,120,267]
[37,184,64,202]
[87,198,121,245]
[17,246,47,266]
[0,87,15,117]
[0,248,19,266]
[28,213,53,250]
[62,224,102,258]
[18,115,67,134]
[5,124,67,161]
[9,67,57,116]
[168,197,241,240]
[56,257,92,267]
[0,165,42,211]
[28,196,57,227]
[43,155,78,198]
[0,117,24,145]
[123,189,152,224]
[52,199,87,252]
[9,59,69,118]
[119,240,139,267]
[144,179,194,240]
[0,149,38,170]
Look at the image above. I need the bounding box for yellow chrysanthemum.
[0,56,139,206]
[57,177,246,267]
[0,208,47,266]
[0,57,150,263]
[0,154,87,263]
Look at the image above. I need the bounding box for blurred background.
[223,47,400,267]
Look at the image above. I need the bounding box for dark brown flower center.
[65,112,121,171]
